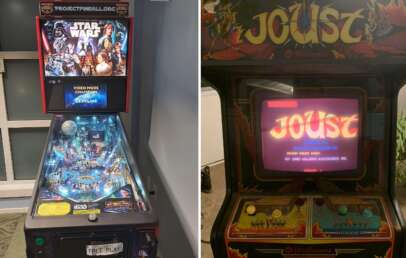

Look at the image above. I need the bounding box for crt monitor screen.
[261,98,360,173]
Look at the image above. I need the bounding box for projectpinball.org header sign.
[40,2,129,17]
[202,0,406,62]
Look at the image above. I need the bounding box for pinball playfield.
[34,114,146,217]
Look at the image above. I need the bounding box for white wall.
[146,0,198,255]
[201,87,224,166]
[399,85,406,113]
[130,0,197,256]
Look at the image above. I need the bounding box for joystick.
[338,205,348,216]
[246,205,256,216]
[362,208,373,218]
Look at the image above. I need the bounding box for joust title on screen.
[243,3,363,45]
[261,99,359,172]
[270,111,359,140]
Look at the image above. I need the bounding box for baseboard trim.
[201,160,224,169]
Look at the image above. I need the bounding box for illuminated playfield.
[35,114,144,215]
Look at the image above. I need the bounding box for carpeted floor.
[397,187,406,218]
[0,213,26,258]
[201,163,225,258]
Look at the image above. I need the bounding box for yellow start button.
[271,209,282,219]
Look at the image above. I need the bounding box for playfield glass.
[261,98,359,173]
[33,114,147,217]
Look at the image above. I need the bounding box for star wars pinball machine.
[202,0,406,257]
[24,1,157,258]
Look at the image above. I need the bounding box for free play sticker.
[86,242,124,256]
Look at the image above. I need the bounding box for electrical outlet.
[147,176,157,198]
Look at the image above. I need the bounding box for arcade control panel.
[229,196,308,238]
[225,196,394,258]
[228,196,392,240]
[312,196,390,239]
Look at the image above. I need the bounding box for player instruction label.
[37,202,71,216]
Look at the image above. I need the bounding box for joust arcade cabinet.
[202,0,406,257]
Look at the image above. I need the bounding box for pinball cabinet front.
[24,1,158,258]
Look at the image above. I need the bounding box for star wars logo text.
[70,22,101,38]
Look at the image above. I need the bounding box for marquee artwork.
[202,0,406,61]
